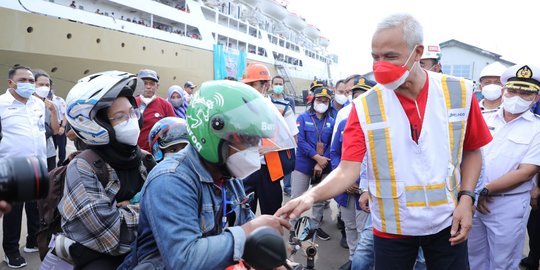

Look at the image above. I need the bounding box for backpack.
[36,150,108,260]
[36,149,156,260]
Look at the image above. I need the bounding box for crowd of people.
[0,12,539,270]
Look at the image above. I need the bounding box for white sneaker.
[22,246,38,253]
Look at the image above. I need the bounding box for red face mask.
[372,46,417,90]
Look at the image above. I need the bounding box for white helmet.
[66,71,143,145]
[478,61,506,81]
[421,44,441,61]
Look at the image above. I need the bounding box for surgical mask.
[35,86,50,99]
[170,98,183,108]
[334,94,348,105]
[502,95,534,114]
[113,117,140,146]
[373,46,417,90]
[140,95,156,105]
[273,85,284,94]
[226,146,261,179]
[481,84,502,101]
[15,82,36,98]
[314,102,329,113]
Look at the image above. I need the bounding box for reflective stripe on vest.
[361,87,401,234]
[441,76,468,205]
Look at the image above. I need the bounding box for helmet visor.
[213,97,296,153]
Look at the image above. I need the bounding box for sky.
[286,0,540,79]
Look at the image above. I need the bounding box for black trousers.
[53,132,67,166]
[242,165,283,215]
[524,207,540,268]
[2,201,40,255]
[374,226,468,270]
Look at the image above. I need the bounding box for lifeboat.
[304,24,320,41]
[239,0,261,7]
[260,0,288,20]
[319,36,330,47]
[284,12,306,32]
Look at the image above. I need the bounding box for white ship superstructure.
[0,0,335,97]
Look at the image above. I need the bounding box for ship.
[0,0,336,99]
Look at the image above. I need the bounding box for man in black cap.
[183,81,197,104]
[136,69,175,152]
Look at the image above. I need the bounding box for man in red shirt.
[136,69,176,152]
[276,14,492,270]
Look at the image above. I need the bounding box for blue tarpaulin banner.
[213,44,246,80]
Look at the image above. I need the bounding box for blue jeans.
[351,214,427,270]
[351,214,374,270]
[374,226,467,270]
[283,173,291,195]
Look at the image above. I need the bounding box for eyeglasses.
[109,107,141,126]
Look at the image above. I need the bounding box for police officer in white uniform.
[468,64,540,270]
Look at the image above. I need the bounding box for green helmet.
[186,80,296,164]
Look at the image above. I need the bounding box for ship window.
[83,70,90,75]
[248,26,257,38]
[66,33,72,39]
[121,42,125,47]
[239,22,247,34]
[239,41,246,52]
[248,44,256,54]
[27,27,33,33]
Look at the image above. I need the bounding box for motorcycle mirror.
[294,216,315,241]
[243,226,288,269]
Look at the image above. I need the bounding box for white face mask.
[334,94,348,105]
[314,102,329,113]
[226,146,261,179]
[113,117,140,145]
[481,84,503,101]
[140,95,156,105]
[502,95,534,114]
[35,86,50,99]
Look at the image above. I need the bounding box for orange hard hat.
[242,63,271,83]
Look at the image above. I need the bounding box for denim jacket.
[119,145,255,270]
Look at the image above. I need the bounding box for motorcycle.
[243,216,318,270]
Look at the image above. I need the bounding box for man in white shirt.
[468,64,540,270]
[50,88,67,166]
[0,66,47,268]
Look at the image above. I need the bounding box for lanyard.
[309,115,328,143]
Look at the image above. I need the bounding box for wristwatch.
[457,190,476,205]
[479,187,489,197]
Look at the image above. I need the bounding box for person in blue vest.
[290,86,335,242]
